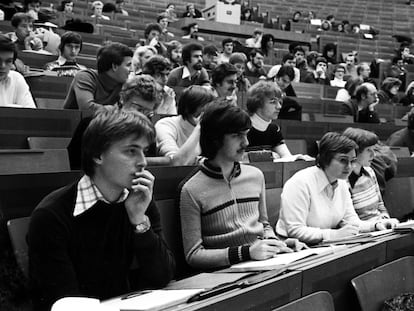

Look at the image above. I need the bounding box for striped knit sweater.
[348,166,390,221]
[179,160,276,269]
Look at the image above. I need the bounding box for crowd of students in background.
[2,2,414,310]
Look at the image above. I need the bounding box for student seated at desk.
[28,106,175,311]
[246,81,310,161]
[179,103,304,270]
[342,127,399,229]
[155,85,215,165]
[276,132,380,245]
[0,35,36,108]
[63,42,133,110]
[45,31,86,77]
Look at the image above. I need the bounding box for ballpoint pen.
[120,289,152,300]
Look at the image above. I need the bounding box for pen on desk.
[121,290,152,300]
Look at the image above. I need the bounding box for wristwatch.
[133,215,151,234]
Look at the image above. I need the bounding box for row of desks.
[159,233,414,311]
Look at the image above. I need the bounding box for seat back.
[389,146,411,158]
[313,113,354,123]
[7,217,31,278]
[273,291,335,311]
[285,139,307,154]
[351,256,414,311]
[0,149,70,174]
[27,137,71,149]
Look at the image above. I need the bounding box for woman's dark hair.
[342,127,378,154]
[200,101,251,159]
[317,132,358,169]
[246,80,282,114]
[177,85,215,120]
[380,77,402,94]
[260,34,275,56]
[322,43,337,62]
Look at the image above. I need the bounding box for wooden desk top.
[171,18,311,44]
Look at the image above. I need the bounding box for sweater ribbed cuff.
[228,246,251,264]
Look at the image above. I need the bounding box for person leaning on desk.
[276,132,390,245]
[28,106,175,311]
[179,101,306,270]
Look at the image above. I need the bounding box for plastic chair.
[273,291,335,311]
[351,256,414,311]
[7,216,31,278]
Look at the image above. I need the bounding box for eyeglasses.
[333,156,358,167]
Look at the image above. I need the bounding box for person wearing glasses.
[276,132,380,245]
[342,128,399,229]
[246,81,311,160]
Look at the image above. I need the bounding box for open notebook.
[101,289,204,311]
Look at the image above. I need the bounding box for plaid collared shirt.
[73,175,129,217]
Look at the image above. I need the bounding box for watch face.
[134,217,150,233]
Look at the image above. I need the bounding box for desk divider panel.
[385,234,414,262]
[299,242,387,311]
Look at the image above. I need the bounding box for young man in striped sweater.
[343,127,399,230]
[179,100,304,270]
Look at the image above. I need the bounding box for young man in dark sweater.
[28,106,175,311]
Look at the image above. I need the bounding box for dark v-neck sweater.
[28,182,175,311]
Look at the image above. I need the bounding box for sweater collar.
[200,159,241,180]
[251,113,271,131]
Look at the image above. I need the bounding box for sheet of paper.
[230,247,333,271]
[101,289,203,311]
